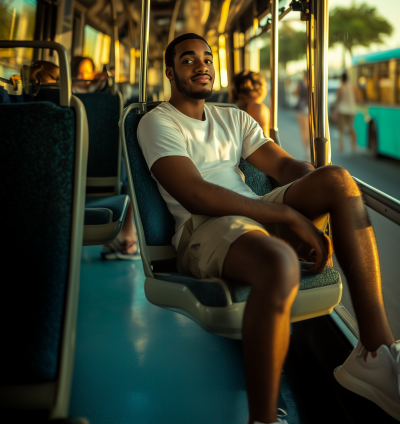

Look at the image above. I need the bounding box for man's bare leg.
[104,202,138,254]
[223,232,300,423]
[283,165,395,351]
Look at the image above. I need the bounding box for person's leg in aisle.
[283,165,394,351]
[222,231,300,424]
[105,201,138,254]
[337,115,345,152]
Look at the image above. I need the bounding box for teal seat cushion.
[85,195,129,223]
[155,263,341,307]
[76,92,120,178]
[238,157,273,195]
[0,102,75,384]
[229,262,341,303]
[84,209,111,225]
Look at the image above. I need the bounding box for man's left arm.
[246,141,314,185]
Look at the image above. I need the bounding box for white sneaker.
[247,419,288,424]
[334,340,400,421]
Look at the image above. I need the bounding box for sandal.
[101,241,141,261]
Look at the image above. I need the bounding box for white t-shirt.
[137,101,271,249]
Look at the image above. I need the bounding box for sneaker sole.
[334,365,400,421]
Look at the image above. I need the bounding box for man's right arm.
[151,156,331,273]
[152,156,293,225]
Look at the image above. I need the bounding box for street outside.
[278,107,400,340]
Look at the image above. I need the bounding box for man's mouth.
[191,74,211,83]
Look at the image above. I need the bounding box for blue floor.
[69,246,250,424]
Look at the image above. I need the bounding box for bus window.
[0,0,37,78]
[365,65,379,102]
[83,25,111,73]
[378,60,395,105]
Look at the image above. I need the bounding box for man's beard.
[174,71,213,100]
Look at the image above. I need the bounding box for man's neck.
[168,94,206,121]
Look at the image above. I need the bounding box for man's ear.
[165,66,174,83]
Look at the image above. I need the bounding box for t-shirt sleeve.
[240,110,272,159]
[137,111,190,171]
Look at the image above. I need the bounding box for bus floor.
[69,246,366,424]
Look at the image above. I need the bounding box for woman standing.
[230,71,270,137]
[336,72,359,153]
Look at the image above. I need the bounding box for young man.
[137,33,399,424]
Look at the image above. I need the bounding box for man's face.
[169,39,215,100]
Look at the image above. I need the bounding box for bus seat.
[119,103,342,340]
[75,91,124,197]
[0,97,88,415]
[83,194,130,245]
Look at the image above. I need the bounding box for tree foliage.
[329,3,393,56]
[260,22,306,69]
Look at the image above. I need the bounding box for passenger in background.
[28,60,60,84]
[8,60,59,91]
[293,71,309,159]
[336,72,359,153]
[71,56,108,94]
[230,71,270,137]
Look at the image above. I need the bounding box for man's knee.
[248,239,300,306]
[315,165,360,198]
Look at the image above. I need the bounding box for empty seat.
[83,194,130,245]
[119,102,342,340]
[75,91,124,196]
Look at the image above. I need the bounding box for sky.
[282,0,400,74]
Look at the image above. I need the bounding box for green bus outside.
[352,48,400,159]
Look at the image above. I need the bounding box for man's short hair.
[341,72,348,82]
[164,33,211,69]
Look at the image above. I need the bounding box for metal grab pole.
[139,0,151,103]
[110,0,120,87]
[270,0,281,145]
[314,0,330,167]
[306,0,316,167]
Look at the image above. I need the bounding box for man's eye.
[183,59,194,64]
[205,60,213,64]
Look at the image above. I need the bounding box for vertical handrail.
[314,0,330,166]
[110,0,120,86]
[139,0,151,103]
[270,0,281,145]
[168,0,182,43]
[306,0,316,166]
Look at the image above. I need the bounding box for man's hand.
[287,210,332,273]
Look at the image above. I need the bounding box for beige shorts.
[177,182,328,280]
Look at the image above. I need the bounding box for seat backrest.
[76,91,123,196]
[124,111,176,246]
[0,99,88,416]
